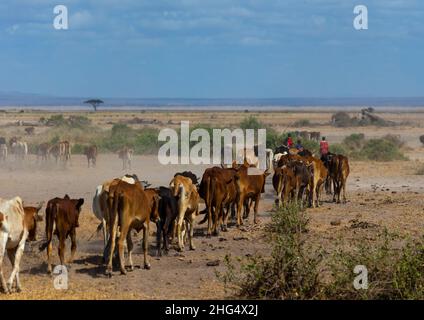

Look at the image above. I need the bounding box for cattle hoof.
[254,219,260,224]
[144,264,151,270]
[120,270,127,275]
[190,246,196,251]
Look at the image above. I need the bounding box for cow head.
[26,203,44,241]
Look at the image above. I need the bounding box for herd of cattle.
[0,137,136,170]
[0,141,349,294]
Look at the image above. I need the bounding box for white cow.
[272,152,287,170]
[0,197,29,293]
[11,141,28,160]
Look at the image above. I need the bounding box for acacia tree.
[84,99,104,111]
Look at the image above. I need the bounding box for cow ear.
[76,198,84,210]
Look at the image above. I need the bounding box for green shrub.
[359,139,407,161]
[239,115,264,130]
[343,133,365,151]
[72,143,86,154]
[97,124,160,155]
[330,143,348,155]
[218,204,323,299]
[325,231,424,299]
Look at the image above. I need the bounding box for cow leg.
[8,230,28,292]
[68,229,77,264]
[332,179,337,202]
[156,221,162,257]
[342,178,347,203]
[102,219,108,262]
[143,222,151,269]
[236,195,245,227]
[58,233,66,268]
[0,234,9,293]
[176,206,186,251]
[253,194,261,224]
[206,203,213,237]
[189,214,196,250]
[125,231,134,271]
[106,214,118,276]
[117,225,129,275]
[213,202,221,236]
[6,249,16,290]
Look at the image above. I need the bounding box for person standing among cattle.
[320,136,329,160]
[286,133,294,148]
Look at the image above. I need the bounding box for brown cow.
[234,162,270,226]
[169,175,199,251]
[118,147,134,170]
[105,180,159,276]
[199,167,237,236]
[59,141,71,163]
[23,203,44,242]
[37,143,50,163]
[329,154,350,203]
[84,145,97,168]
[39,195,84,274]
[302,156,328,208]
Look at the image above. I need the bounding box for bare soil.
[0,110,423,300]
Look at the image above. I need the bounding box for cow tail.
[198,176,212,225]
[39,203,56,251]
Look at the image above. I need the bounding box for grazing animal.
[48,144,60,163]
[173,171,199,186]
[84,145,97,168]
[105,180,159,275]
[310,131,321,142]
[0,197,41,293]
[155,187,179,256]
[9,138,27,160]
[302,156,328,208]
[329,154,350,203]
[169,175,199,251]
[92,175,138,259]
[233,162,270,226]
[199,167,237,236]
[39,195,84,274]
[118,147,134,170]
[36,143,50,163]
[59,141,71,163]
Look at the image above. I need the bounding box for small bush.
[325,231,424,299]
[72,143,86,154]
[330,143,348,155]
[239,116,264,130]
[293,119,311,127]
[219,204,323,299]
[343,133,365,151]
[359,139,407,161]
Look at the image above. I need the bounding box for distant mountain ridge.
[0,91,424,108]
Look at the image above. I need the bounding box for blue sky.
[0,0,423,98]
